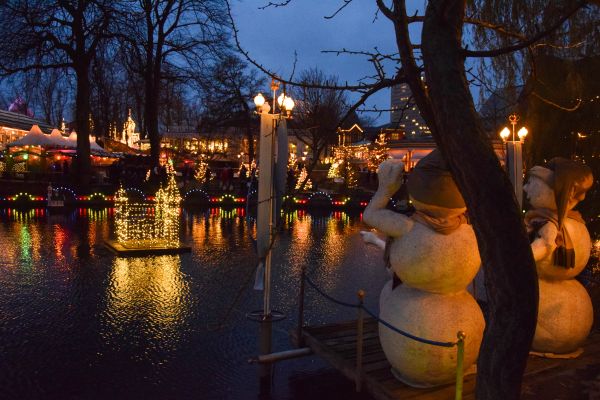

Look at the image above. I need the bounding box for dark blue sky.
[231,1,427,125]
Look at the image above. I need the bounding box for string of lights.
[114,165,182,249]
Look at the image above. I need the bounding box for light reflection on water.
[0,207,597,400]
[103,256,191,354]
[0,208,389,399]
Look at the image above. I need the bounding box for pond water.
[0,208,389,400]
[0,208,598,400]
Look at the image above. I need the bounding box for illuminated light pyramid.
[106,167,190,255]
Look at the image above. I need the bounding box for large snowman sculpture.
[363,150,484,388]
[524,158,594,356]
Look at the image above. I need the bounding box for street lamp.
[252,79,295,322]
[499,113,528,208]
[252,79,296,392]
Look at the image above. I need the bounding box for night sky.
[231,0,427,125]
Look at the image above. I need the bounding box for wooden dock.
[294,318,600,400]
[104,240,191,256]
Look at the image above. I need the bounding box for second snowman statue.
[524,158,594,357]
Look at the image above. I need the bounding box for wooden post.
[258,318,273,396]
[355,289,365,392]
[455,331,466,400]
[296,264,307,347]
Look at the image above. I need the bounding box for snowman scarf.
[524,208,584,269]
[410,202,468,235]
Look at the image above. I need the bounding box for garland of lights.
[13,163,26,173]
[308,191,333,203]
[183,188,210,201]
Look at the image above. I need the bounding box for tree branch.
[324,0,354,20]
[225,0,399,92]
[338,73,406,127]
[462,1,588,58]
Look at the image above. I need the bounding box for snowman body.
[363,157,485,388]
[378,219,485,387]
[530,215,593,354]
[524,168,594,355]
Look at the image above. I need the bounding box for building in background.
[390,83,431,137]
[0,109,54,150]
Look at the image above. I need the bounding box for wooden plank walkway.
[293,318,600,400]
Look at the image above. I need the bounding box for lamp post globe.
[518,127,528,142]
[283,96,295,112]
[254,93,266,109]
[277,93,285,107]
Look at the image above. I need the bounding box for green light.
[23,154,29,160]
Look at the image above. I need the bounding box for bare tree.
[290,68,349,187]
[8,69,71,126]
[117,0,228,167]
[197,54,265,162]
[90,42,131,139]
[0,0,113,190]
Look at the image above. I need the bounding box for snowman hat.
[529,158,593,228]
[407,149,465,209]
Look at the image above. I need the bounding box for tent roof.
[8,124,58,147]
[49,129,70,147]
[66,132,109,155]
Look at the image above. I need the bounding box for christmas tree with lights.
[367,133,389,170]
[295,167,312,190]
[194,158,208,183]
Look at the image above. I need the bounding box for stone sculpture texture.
[363,150,485,387]
[524,158,594,356]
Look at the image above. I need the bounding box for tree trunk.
[75,64,92,192]
[421,1,538,399]
[246,123,255,163]
[145,75,161,167]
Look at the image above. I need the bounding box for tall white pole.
[257,109,275,317]
[506,141,523,209]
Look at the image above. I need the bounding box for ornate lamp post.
[251,79,295,321]
[500,113,528,208]
[252,80,295,396]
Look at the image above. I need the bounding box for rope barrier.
[362,305,456,348]
[304,274,456,348]
[304,275,361,308]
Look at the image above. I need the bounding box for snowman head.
[407,150,466,215]
[523,167,556,210]
[525,158,593,222]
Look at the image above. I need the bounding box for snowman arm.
[360,231,387,250]
[363,190,413,237]
[531,222,557,261]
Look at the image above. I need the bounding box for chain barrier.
[303,270,465,398]
[304,274,456,347]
